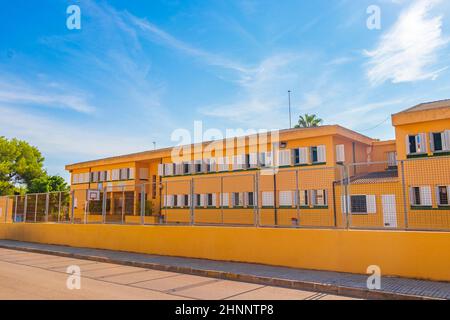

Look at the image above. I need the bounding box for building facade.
[64,101,450,230]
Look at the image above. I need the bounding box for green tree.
[28,175,69,194]
[0,136,67,195]
[294,114,323,128]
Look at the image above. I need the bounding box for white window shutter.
[200,194,206,207]
[212,193,217,207]
[279,191,293,206]
[420,186,432,206]
[336,144,345,162]
[73,174,78,184]
[187,195,191,207]
[249,153,258,168]
[244,192,249,207]
[221,193,229,207]
[366,195,376,213]
[129,168,135,179]
[318,145,326,163]
[299,147,308,164]
[418,133,427,153]
[443,130,450,151]
[429,133,435,152]
[262,192,274,207]
[158,164,164,176]
[341,195,349,213]
[84,172,90,183]
[163,195,167,207]
[278,150,292,166]
[409,187,415,205]
[265,151,273,167]
[405,135,411,155]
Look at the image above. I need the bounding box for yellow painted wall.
[0,223,449,282]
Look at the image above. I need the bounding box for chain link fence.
[1,157,449,231]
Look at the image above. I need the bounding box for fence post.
[140,184,145,225]
[34,194,38,222]
[71,191,75,223]
[400,160,409,230]
[24,194,28,222]
[343,165,350,229]
[102,187,107,224]
[4,197,8,223]
[14,195,17,223]
[121,186,125,224]
[58,192,62,223]
[253,173,258,227]
[45,193,49,222]
[190,179,194,225]
[295,169,300,227]
[220,177,224,225]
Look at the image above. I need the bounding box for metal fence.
[0,156,449,231]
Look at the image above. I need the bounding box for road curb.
[0,243,438,300]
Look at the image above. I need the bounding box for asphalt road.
[0,248,356,300]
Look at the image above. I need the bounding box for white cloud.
[0,80,95,114]
[365,0,449,85]
[0,104,151,159]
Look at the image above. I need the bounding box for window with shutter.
[366,195,376,213]
[249,153,258,168]
[246,192,254,207]
[336,144,345,163]
[317,145,326,163]
[310,146,318,163]
[277,150,292,167]
[312,189,327,206]
[437,186,450,206]
[350,195,367,214]
[300,190,309,206]
[220,193,229,207]
[279,191,293,207]
[262,192,274,207]
[407,134,427,155]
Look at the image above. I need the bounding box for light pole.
[288,90,292,129]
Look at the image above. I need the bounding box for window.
[183,162,191,174]
[247,192,254,207]
[293,149,300,164]
[406,133,427,155]
[194,161,202,174]
[311,147,318,163]
[437,186,449,206]
[430,131,450,152]
[432,133,443,152]
[279,191,293,207]
[245,154,251,169]
[262,192,274,207]
[310,145,326,163]
[195,194,202,207]
[277,150,292,167]
[336,144,345,163]
[312,190,327,206]
[173,195,178,207]
[232,192,242,207]
[220,193,229,207]
[207,193,215,207]
[351,195,367,213]
[218,157,228,171]
[299,190,309,206]
[410,186,432,206]
[387,152,397,167]
[184,195,190,207]
[120,168,128,180]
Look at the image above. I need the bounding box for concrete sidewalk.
[0,239,448,300]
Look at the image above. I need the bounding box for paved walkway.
[0,247,354,300]
[0,240,448,299]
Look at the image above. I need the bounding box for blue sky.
[1,0,450,180]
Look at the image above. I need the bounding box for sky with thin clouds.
[1,0,450,180]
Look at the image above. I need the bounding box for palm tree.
[294,114,323,128]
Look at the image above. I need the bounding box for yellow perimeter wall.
[0,223,449,282]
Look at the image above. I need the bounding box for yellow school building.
[64,100,450,230]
